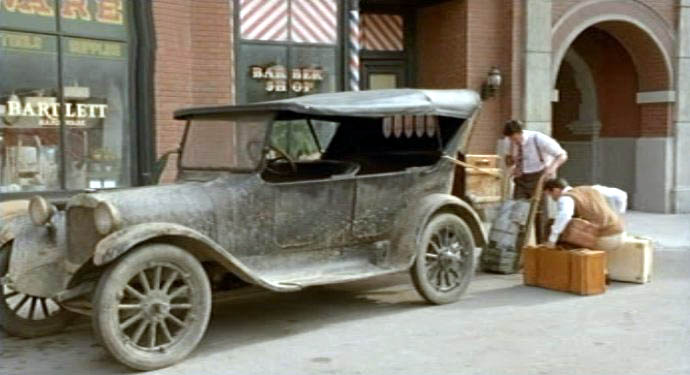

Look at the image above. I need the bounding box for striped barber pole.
[239,0,289,42]
[290,0,338,44]
[348,9,360,91]
[362,14,404,51]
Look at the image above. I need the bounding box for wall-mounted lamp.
[481,67,502,100]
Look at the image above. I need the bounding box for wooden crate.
[465,154,502,203]
[466,154,500,168]
[523,246,606,295]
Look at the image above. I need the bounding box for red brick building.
[2,0,689,213]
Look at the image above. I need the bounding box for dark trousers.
[513,171,548,243]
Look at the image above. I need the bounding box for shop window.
[0,0,133,194]
[361,14,404,52]
[239,0,338,45]
[236,0,342,104]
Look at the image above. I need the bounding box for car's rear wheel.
[411,213,475,305]
[0,243,76,338]
[92,244,212,371]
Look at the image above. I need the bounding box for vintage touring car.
[0,89,487,370]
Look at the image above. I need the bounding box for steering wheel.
[266,145,297,175]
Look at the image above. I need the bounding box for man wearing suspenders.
[503,120,568,242]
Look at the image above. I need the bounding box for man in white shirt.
[543,178,628,250]
[503,120,568,242]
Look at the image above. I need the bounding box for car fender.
[0,200,29,248]
[390,193,487,269]
[93,223,300,292]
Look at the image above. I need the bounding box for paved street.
[0,212,688,375]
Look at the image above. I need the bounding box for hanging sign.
[0,0,124,25]
[250,65,325,93]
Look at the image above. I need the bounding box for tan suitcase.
[570,250,607,295]
[523,246,606,295]
[607,236,653,283]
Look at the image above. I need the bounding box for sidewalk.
[624,211,690,249]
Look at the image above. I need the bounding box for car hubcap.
[2,285,61,320]
[116,263,193,351]
[424,225,468,292]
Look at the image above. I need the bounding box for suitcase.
[558,218,599,249]
[523,246,606,295]
[607,236,653,283]
[523,246,571,292]
[570,250,607,295]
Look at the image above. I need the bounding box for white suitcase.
[607,236,653,284]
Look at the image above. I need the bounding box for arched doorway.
[551,17,673,210]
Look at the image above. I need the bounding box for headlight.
[29,196,55,226]
[94,201,122,235]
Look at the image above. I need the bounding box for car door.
[352,171,412,240]
[268,119,354,249]
[271,178,355,249]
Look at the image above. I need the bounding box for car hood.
[68,182,219,237]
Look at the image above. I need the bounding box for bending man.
[543,178,628,250]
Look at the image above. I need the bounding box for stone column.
[674,0,690,213]
[523,0,552,135]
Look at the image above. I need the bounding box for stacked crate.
[481,199,531,274]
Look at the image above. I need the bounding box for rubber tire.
[0,244,75,338]
[92,244,212,371]
[411,213,475,305]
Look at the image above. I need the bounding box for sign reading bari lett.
[5,100,107,126]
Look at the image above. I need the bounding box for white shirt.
[508,130,567,174]
[548,185,629,243]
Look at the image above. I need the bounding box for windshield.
[181,113,272,171]
[270,118,339,161]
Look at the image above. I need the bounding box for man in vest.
[503,120,568,242]
[543,178,628,250]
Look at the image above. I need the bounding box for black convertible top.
[174,89,481,120]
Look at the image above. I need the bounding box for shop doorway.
[361,60,406,89]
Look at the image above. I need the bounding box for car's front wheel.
[410,213,475,305]
[0,244,76,338]
[92,244,212,371]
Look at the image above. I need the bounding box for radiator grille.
[67,207,103,265]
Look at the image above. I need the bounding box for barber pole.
[348,9,360,91]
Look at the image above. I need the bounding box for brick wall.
[466,0,517,154]
[416,0,520,155]
[153,0,234,182]
[640,103,673,137]
[416,1,468,89]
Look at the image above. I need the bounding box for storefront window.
[0,0,133,194]
[236,0,341,104]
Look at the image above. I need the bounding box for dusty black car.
[0,89,486,370]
